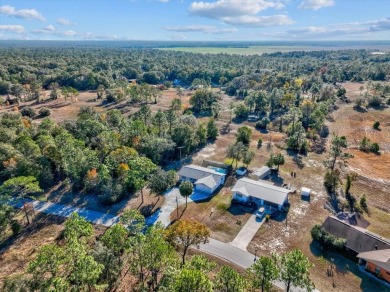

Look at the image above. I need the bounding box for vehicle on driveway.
[255,206,265,219]
[236,167,247,176]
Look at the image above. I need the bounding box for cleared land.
[159,45,390,55]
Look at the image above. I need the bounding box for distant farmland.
[158,44,390,55]
[158,46,310,55]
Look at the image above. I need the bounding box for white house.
[232,177,290,210]
[178,164,226,194]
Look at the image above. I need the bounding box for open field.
[158,46,315,55]
[0,88,193,124]
[159,45,390,55]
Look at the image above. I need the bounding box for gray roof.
[253,166,271,177]
[357,249,390,271]
[179,164,225,184]
[231,177,290,205]
[322,216,390,253]
[194,175,219,189]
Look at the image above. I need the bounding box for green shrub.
[368,95,382,107]
[373,121,380,130]
[257,137,263,148]
[11,220,22,235]
[20,106,36,118]
[370,142,380,153]
[311,224,346,250]
[38,107,51,117]
[255,117,270,129]
[360,194,368,212]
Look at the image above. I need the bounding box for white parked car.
[255,206,266,219]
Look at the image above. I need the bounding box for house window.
[375,267,381,274]
[236,193,242,198]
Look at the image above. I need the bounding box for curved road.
[9,196,318,292]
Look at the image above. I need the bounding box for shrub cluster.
[359,137,380,154]
[311,224,346,250]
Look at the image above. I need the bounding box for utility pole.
[176,196,179,219]
[177,146,184,164]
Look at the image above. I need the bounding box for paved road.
[199,238,318,292]
[146,187,192,227]
[8,195,318,291]
[8,198,119,227]
[230,213,264,250]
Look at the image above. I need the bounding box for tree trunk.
[24,207,30,225]
[286,280,291,292]
[182,246,189,266]
[185,196,188,208]
[141,188,144,204]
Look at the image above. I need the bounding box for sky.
[0,0,389,41]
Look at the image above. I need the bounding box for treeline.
[0,102,218,204]
[2,213,315,292]
[0,47,388,96]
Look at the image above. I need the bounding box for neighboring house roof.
[194,175,219,189]
[336,212,370,228]
[252,166,271,178]
[357,249,390,272]
[179,165,225,189]
[322,216,390,253]
[231,177,290,205]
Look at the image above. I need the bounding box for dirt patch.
[45,182,165,218]
[0,88,193,124]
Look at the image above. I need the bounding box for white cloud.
[211,28,238,34]
[31,28,78,37]
[164,25,238,34]
[63,30,78,36]
[57,18,72,25]
[299,0,334,10]
[0,5,45,21]
[164,25,216,32]
[82,32,120,40]
[0,25,25,34]
[263,17,390,40]
[222,15,293,26]
[188,0,291,27]
[156,0,170,2]
[189,0,279,19]
[43,25,55,32]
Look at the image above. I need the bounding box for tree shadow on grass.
[309,241,384,291]
[227,203,256,216]
[0,212,66,255]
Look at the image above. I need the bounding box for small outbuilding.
[252,166,271,180]
[301,187,311,199]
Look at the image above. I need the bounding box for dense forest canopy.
[0,46,389,95]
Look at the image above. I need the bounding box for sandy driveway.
[146,187,192,227]
[230,213,264,250]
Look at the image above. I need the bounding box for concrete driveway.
[146,187,192,227]
[230,213,264,250]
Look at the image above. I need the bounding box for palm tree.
[179,181,193,208]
